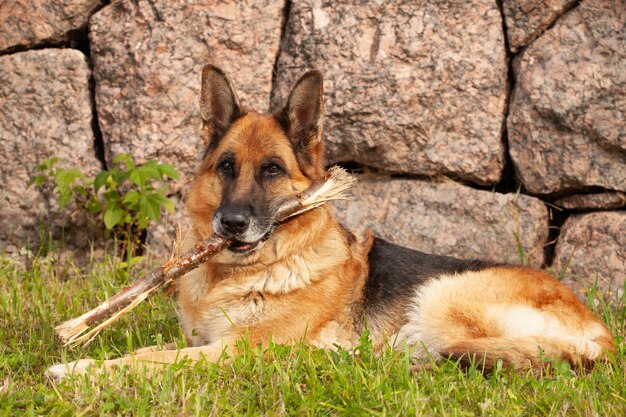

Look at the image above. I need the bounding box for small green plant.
[29,154,179,250]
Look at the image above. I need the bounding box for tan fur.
[46,67,614,380]
[395,266,615,372]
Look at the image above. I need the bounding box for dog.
[47,65,615,379]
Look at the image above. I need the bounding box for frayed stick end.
[54,313,91,345]
[301,166,356,207]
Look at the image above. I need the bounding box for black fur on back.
[363,238,497,320]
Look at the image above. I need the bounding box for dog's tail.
[441,335,615,373]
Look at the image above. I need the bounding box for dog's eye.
[264,163,283,176]
[218,160,234,174]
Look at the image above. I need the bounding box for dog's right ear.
[200,65,241,149]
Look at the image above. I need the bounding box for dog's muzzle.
[213,208,273,254]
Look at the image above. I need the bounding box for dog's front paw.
[45,359,97,381]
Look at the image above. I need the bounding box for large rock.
[553,212,625,294]
[0,49,100,253]
[89,0,285,186]
[555,192,626,211]
[273,0,508,185]
[0,0,103,52]
[502,0,577,52]
[333,177,549,267]
[508,0,626,195]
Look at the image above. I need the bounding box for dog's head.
[186,65,326,261]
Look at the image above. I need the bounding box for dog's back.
[364,239,614,372]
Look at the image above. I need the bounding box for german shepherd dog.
[47,65,614,379]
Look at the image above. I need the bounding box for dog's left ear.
[277,70,325,179]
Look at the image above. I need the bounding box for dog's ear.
[278,70,325,179]
[200,64,241,149]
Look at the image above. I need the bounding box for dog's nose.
[220,211,250,234]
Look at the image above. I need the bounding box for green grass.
[1,252,624,416]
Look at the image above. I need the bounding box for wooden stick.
[55,167,355,346]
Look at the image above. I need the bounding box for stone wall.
[0,0,623,293]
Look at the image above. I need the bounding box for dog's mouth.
[226,230,273,254]
[228,239,261,253]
